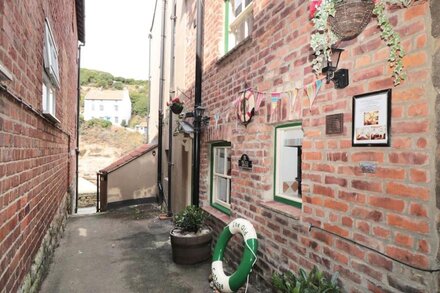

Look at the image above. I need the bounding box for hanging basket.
[328,0,375,40]
[170,103,184,114]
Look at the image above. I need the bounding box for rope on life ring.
[236,90,255,126]
[211,218,258,293]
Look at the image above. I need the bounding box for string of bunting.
[212,78,325,129]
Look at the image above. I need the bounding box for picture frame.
[352,89,391,147]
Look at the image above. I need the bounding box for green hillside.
[80,68,149,117]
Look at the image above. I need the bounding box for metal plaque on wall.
[238,154,253,170]
[326,113,344,135]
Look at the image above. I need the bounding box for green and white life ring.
[212,218,258,292]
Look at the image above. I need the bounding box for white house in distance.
[84,88,132,126]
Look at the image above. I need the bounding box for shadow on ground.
[40,204,212,293]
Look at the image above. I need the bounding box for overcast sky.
[81,0,156,80]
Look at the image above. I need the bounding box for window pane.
[215,148,225,174]
[226,149,231,176]
[216,176,228,203]
[275,126,303,201]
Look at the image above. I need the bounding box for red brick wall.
[180,0,439,291]
[0,0,79,291]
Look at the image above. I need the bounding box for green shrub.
[120,119,127,127]
[272,266,340,293]
[84,118,112,129]
[174,205,207,233]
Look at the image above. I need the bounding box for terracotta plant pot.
[170,228,212,265]
[170,103,184,114]
[328,0,375,40]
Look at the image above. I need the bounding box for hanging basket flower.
[328,0,375,40]
[167,97,184,115]
[310,0,413,86]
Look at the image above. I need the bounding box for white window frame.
[274,123,303,208]
[42,18,60,123]
[43,19,60,87]
[210,143,232,214]
[222,0,254,54]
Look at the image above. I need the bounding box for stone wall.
[18,194,69,293]
[179,0,440,291]
[0,0,80,291]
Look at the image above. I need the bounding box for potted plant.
[272,266,340,293]
[170,205,212,265]
[167,97,184,114]
[310,0,413,85]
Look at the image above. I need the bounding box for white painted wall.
[83,89,132,126]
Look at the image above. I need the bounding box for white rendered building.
[83,88,132,126]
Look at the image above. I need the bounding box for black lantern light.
[322,47,349,89]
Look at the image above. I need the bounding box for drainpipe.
[157,0,167,205]
[147,33,152,144]
[148,0,159,145]
[167,0,177,217]
[75,42,85,214]
[191,0,204,207]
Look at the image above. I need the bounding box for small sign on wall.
[326,113,344,135]
[238,154,253,170]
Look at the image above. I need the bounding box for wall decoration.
[352,89,391,146]
[238,154,253,170]
[236,89,255,126]
[325,113,344,135]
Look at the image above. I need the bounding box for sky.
[81,0,156,80]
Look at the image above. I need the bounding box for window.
[223,0,254,54]
[115,116,119,124]
[274,123,303,208]
[114,104,118,111]
[43,19,60,87]
[42,76,55,117]
[42,19,59,122]
[99,104,104,111]
[210,142,232,214]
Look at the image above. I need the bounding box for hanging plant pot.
[328,0,375,40]
[170,103,184,114]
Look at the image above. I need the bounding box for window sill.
[259,200,301,220]
[216,36,252,65]
[202,205,230,225]
[42,112,60,124]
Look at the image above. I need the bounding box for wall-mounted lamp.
[322,47,349,89]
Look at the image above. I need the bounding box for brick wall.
[179,0,440,291]
[0,0,79,291]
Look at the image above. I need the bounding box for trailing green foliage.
[310,0,412,86]
[83,118,112,129]
[174,206,207,233]
[272,266,340,293]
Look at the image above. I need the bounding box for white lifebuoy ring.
[212,218,258,292]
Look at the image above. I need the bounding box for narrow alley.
[40,204,211,293]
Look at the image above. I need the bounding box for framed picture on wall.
[352,89,391,147]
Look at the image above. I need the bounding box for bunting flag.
[214,113,220,129]
[269,93,281,123]
[207,78,326,129]
[306,79,323,110]
[255,92,265,111]
[288,87,299,120]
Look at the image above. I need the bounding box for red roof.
[99,144,157,174]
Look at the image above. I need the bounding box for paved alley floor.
[40,204,212,293]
